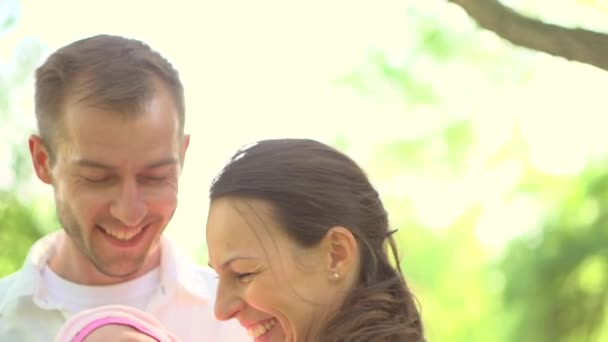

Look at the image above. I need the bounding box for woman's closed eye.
[212,271,257,283]
[235,271,257,283]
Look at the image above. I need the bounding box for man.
[0,34,248,341]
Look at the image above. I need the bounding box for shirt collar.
[157,236,211,302]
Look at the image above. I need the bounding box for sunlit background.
[2,0,608,341]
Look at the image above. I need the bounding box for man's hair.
[34,34,185,161]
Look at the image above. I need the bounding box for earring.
[331,272,340,280]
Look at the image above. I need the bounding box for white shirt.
[42,265,160,314]
[0,231,249,342]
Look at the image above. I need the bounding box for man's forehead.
[55,124,182,170]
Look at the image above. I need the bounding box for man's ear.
[180,134,190,166]
[324,226,359,280]
[29,135,53,184]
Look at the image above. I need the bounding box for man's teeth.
[247,319,277,338]
[103,228,142,240]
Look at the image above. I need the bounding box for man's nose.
[109,179,147,226]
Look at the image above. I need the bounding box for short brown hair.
[34,34,185,160]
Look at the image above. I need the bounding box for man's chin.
[93,259,148,280]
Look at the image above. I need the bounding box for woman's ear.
[29,135,53,184]
[324,226,359,281]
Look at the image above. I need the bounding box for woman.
[206,139,424,341]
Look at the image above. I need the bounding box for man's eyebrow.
[73,159,112,169]
[73,157,178,170]
[144,158,179,169]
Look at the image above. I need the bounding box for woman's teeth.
[248,318,277,338]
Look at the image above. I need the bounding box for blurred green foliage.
[0,0,48,277]
[503,163,608,342]
[0,192,45,275]
[334,2,608,341]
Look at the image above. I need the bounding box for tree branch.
[448,0,608,72]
